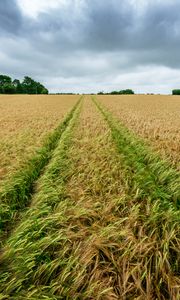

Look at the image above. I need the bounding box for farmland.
[98,95,180,170]
[0,95,79,182]
[0,95,179,299]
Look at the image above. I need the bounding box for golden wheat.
[0,95,79,182]
[98,94,180,169]
[0,96,179,299]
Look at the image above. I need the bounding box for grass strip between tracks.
[0,97,82,239]
[92,96,180,211]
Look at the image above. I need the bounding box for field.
[98,95,180,169]
[0,95,179,299]
[0,95,79,182]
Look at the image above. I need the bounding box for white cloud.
[17,0,66,18]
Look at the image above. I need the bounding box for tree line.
[98,89,134,95]
[98,89,180,95]
[0,75,48,94]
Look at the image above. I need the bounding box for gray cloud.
[0,0,22,35]
[0,0,180,93]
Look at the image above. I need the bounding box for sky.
[0,0,180,94]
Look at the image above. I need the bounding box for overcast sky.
[0,0,180,93]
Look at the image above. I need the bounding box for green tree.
[41,87,48,94]
[22,76,37,94]
[109,89,134,95]
[172,89,180,95]
[110,91,119,95]
[119,89,134,94]
[13,79,23,94]
[0,75,12,85]
[36,82,48,94]
[3,83,16,94]
[22,76,49,94]
[0,75,13,93]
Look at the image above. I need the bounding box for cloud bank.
[0,0,180,93]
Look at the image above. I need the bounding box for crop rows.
[93,97,180,210]
[0,97,82,241]
[0,96,179,299]
[0,95,79,182]
[98,95,180,170]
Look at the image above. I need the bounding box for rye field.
[0,94,179,299]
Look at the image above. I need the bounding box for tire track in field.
[48,96,179,299]
[42,96,128,299]
[89,96,180,299]
[0,96,82,243]
[93,96,180,211]
[0,98,83,298]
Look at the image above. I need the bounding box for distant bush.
[97,89,135,95]
[118,89,134,95]
[110,91,119,95]
[172,89,180,95]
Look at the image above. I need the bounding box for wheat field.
[98,94,180,169]
[0,95,179,299]
[0,95,79,182]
